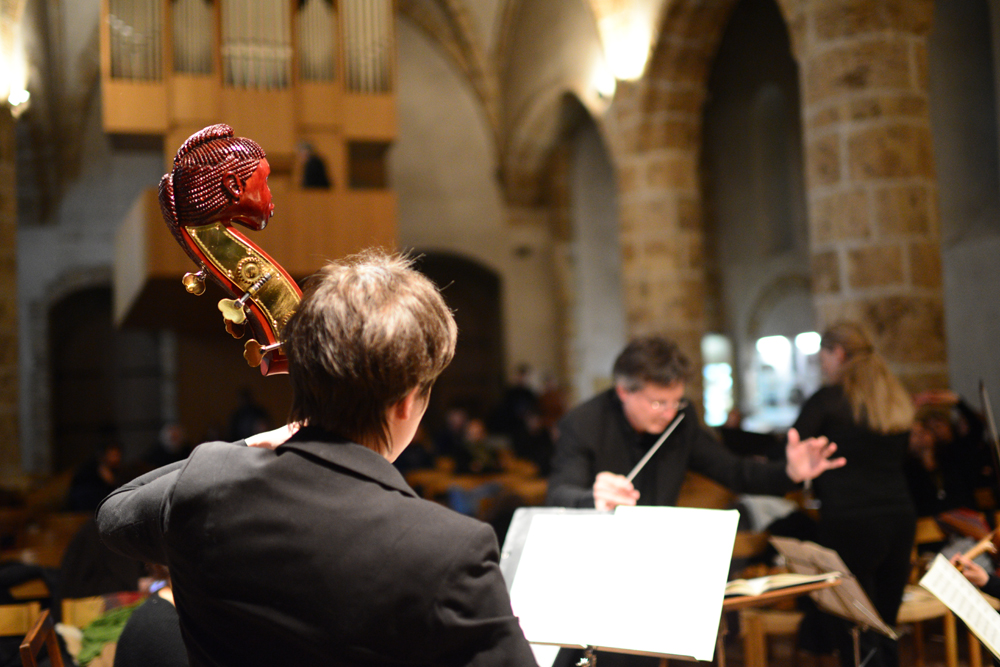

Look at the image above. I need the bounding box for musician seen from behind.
[547,335,846,511]
[97,251,538,667]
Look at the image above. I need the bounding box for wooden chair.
[740,607,805,667]
[898,516,957,667]
[676,472,737,510]
[897,585,957,667]
[60,595,108,629]
[0,602,40,637]
[731,531,807,667]
[19,608,65,667]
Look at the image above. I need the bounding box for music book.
[501,505,740,662]
[725,571,841,597]
[919,553,1000,659]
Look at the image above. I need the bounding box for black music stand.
[770,536,897,667]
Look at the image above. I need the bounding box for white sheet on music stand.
[920,554,1000,659]
[508,506,739,662]
[530,644,561,667]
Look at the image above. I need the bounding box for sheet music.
[920,553,1000,659]
[507,507,739,662]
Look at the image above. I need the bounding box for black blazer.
[97,427,537,667]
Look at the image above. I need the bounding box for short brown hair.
[613,336,692,391]
[284,250,457,455]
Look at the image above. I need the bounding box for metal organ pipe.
[173,0,213,74]
[297,0,336,82]
[342,0,390,93]
[109,0,162,80]
[221,0,291,89]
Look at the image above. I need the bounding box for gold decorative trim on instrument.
[187,222,299,336]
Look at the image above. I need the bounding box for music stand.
[770,536,897,667]
[501,506,740,665]
[980,381,1000,497]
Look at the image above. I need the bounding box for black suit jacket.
[97,427,536,667]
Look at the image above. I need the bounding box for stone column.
[793,0,947,391]
[0,106,20,474]
[607,75,709,365]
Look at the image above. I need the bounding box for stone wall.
[0,107,19,475]
[606,0,948,395]
[603,0,741,394]
[792,0,947,392]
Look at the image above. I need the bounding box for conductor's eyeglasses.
[645,397,688,412]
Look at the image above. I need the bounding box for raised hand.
[784,428,846,483]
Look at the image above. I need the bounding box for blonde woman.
[793,321,916,667]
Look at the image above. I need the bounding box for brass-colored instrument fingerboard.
[187,222,299,336]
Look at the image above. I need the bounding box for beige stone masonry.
[811,250,841,293]
[874,184,936,238]
[812,188,872,243]
[796,0,945,392]
[909,240,942,289]
[806,134,841,187]
[604,0,946,397]
[804,40,912,106]
[847,245,904,289]
[847,124,934,180]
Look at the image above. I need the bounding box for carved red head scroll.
[160,124,301,375]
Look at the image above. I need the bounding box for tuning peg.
[218,298,247,325]
[244,339,263,367]
[244,340,283,368]
[225,320,245,339]
[182,271,207,295]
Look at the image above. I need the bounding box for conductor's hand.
[593,472,640,511]
[950,554,990,588]
[245,423,300,450]
[784,428,846,483]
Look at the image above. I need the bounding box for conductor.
[547,336,845,511]
[546,336,845,667]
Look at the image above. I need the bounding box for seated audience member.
[464,418,506,474]
[141,423,191,472]
[433,405,474,472]
[226,388,271,442]
[67,438,123,512]
[114,565,187,667]
[97,250,536,666]
[57,518,144,608]
[391,424,436,474]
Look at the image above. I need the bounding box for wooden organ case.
[105,0,398,330]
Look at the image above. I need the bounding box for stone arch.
[610,0,807,380]
[397,0,500,144]
[501,88,609,206]
[27,265,169,475]
[745,274,814,342]
[641,0,740,144]
[24,267,111,473]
